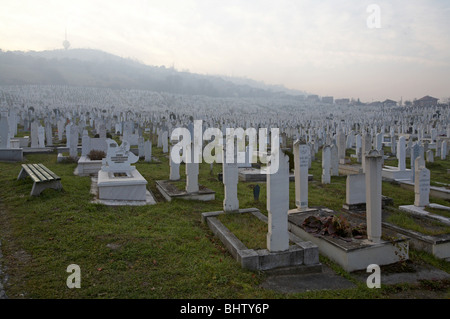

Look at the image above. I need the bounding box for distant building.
[335,98,350,105]
[367,101,382,107]
[322,96,334,104]
[414,96,439,107]
[307,95,320,103]
[382,99,397,107]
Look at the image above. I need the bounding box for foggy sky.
[1,0,449,102]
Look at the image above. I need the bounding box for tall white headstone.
[144,140,152,163]
[294,140,310,211]
[30,121,39,148]
[169,145,180,181]
[362,133,371,173]
[414,157,430,207]
[330,143,339,176]
[365,150,383,243]
[222,150,239,212]
[322,145,331,184]
[0,111,10,149]
[185,143,199,193]
[266,148,290,252]
[397,136,406,171]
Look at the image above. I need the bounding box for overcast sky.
[1,0,449,102]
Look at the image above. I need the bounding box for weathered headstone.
[185,142,199,193]
[0,111,10,149]
[169,145,181,181]
[441,140,448,160]
[30,121,39,148]
[222,152,239,212]
[362,132,371,172]
[101,139,139,172]
[266,148,290,252]
[397,136,406,171]
[346,173,366,206]
[69,125,79,157]
[144,140,152,162]
[365,150,383,243]
[322,145,331,184]
[330,143,339,176]
[410,143,420,182]
[337,131,346,164]
[38,126,45,148]
[162,131,169,153]
[414,157,430,207]
[294,140,310,211]
[426,149,434,163]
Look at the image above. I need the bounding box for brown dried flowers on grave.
[87,149,106,160]
[302,215,366,240]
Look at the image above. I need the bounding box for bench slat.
[28,164,48,182]
[37,164,61,180]
[21,164,41,183]
[32,164,54,181]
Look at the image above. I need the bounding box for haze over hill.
[0,48,307,99]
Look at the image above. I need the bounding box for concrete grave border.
[201,208,322,273]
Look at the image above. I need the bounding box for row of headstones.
[219,139,389,252]
[4,101,450,155]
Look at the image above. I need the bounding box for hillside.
[0,48,306,99]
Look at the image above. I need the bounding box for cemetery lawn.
[0,147,449,299]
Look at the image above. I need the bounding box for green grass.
[0,145,449,299]
[217,212,267,250]
[385,209,450,236]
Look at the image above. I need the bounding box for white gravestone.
[346,174,366,205]
[144,140,152,162]
[162,131,169,153]
[97,139,147,202]
[330,143,339,176]
[222,150,239,212]
[169,145,181,181]
[397,136,406,171]
[266,148,290,252]
[101,139,139,172]
[38,126,45,148]
[365,150,383,244]
[414,157,430,207]
[426,150,434,163]
[322,145,331,184]
[30,121,39,148]
[185,143,199,193]
[410,143,420,182]
[0,112,10,149]
[294,140,310,211]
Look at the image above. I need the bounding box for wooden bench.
[17,163,63,196]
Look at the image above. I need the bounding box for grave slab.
[201,208,322,272]
[155,179,215,202]
[288,209,409,272]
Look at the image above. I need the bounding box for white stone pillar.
[169,145,180,180]
[144,140,152,163]
[267,148,290,252]
[414,157,430,207]
[365,150,383,243]
[222,155,239,212]
[397,136,406,171]
[322,145,331,184]
[294,140,309,210]
[185,142,199,193]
